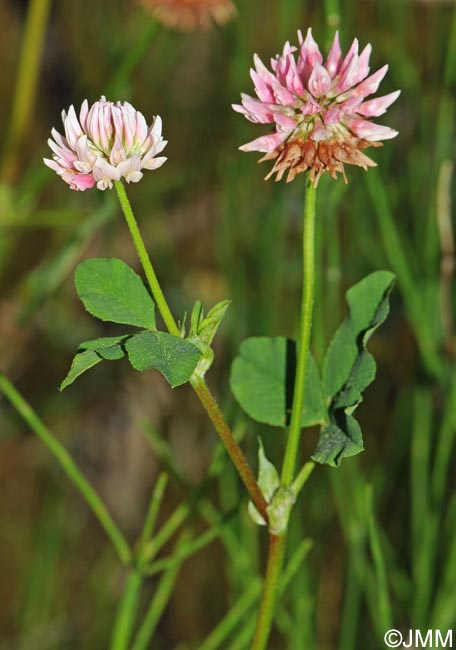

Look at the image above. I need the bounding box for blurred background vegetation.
[1,0,455,648]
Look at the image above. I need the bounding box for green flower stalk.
[113,179,269,524]
[43,96,268,524]
[233,26,400,650]
[250,178,317,650]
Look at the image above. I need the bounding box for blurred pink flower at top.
[44,97,167,191]
[138,0,236,31]
[233,29,400,185]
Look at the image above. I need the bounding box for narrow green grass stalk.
[331,468,378,632]
[141,424,175,468]
[1,0,53,182]
[141,423,253,574]
[289,596,309,650]
[411,389,433,626]
[229,621,257,650]
[136,473,168,562]
[140,467,225,566]
[0,374,131,565]
[411,390,432,546]
[431,495,456,629]
[199,501,252,575]
[142,436,249,575]
[199,581,262,650]
[110,479,173,649]
[252,179,317,650]
[113,180,268,523]
[365,485,393,633]
[281,538,314,648]
[432,374,456,506]
[141,500,190,565]
[144,526,220,577]
[110,571,143,650]
[18,494,64,641]
[337,553,362,650]
[280,539,313,589]
[131,534,190,650]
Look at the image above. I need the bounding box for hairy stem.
[282,179,317,486]
[191,375,268,522]
[251,178,317,650]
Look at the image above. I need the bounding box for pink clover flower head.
[44,96,167,191]
[233,29,400,185]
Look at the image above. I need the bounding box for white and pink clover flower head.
[44,96,167,191]
[233,29,400,185]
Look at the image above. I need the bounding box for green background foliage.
[1,0,455,648]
